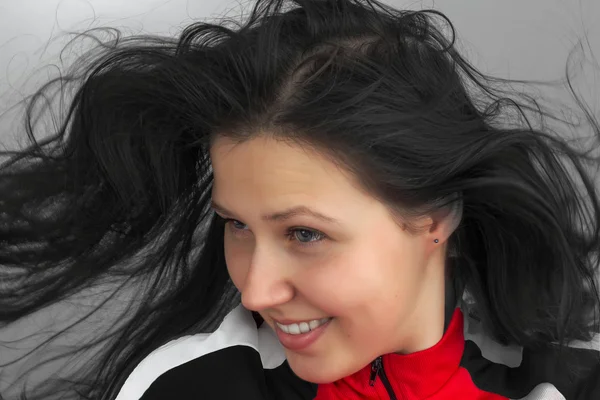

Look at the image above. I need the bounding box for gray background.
[1,0,599,149]
[0,0,599,396]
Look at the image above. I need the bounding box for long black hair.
[1,0,599,399]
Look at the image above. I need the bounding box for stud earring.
[434,239,439,243]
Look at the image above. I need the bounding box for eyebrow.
[210,200,341,225]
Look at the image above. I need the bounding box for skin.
[209,135,458,384]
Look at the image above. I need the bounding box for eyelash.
[218,216,327,247]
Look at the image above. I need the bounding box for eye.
[219,216,250,236]
[287,228,326,246]
[230,220,248,230]
[216,214,327,247]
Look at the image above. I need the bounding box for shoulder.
[114,304,317,400]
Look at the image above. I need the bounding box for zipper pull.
[369,356,382,386]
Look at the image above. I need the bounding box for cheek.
[295,250,388,323]
[309,233,426,328]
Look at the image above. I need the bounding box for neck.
[395,251,448,354]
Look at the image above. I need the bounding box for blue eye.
[217,214,327,247]
[230,220,248,230]
[288,228,326,245]
[218,216,249,235]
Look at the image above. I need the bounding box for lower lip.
[274,319,332,352]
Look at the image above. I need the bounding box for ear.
[428,194,463,244]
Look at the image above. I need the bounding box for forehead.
[209,135,370,209]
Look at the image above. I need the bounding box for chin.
[286,354,346,384]
[288,363,339,384]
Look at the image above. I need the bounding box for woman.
[1,0,599,399]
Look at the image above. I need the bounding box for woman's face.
[210,135,447,383]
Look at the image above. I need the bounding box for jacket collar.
[380,308,465,398]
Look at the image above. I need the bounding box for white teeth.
[276,318,331,335]
[308,320,320,330]
[288,324,301,335]
[299,322,310,333]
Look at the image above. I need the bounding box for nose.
[240,245,295,312]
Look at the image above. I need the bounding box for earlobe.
[429,195,463,244]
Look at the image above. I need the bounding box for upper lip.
[271,317,331,325]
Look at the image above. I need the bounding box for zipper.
[368,356,399,400]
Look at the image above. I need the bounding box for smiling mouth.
[275,317,333,334]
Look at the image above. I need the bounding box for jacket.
[114,299,600,400]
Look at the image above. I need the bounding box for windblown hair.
[1,0,599,399]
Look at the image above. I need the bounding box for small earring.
[434,239,439,243]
